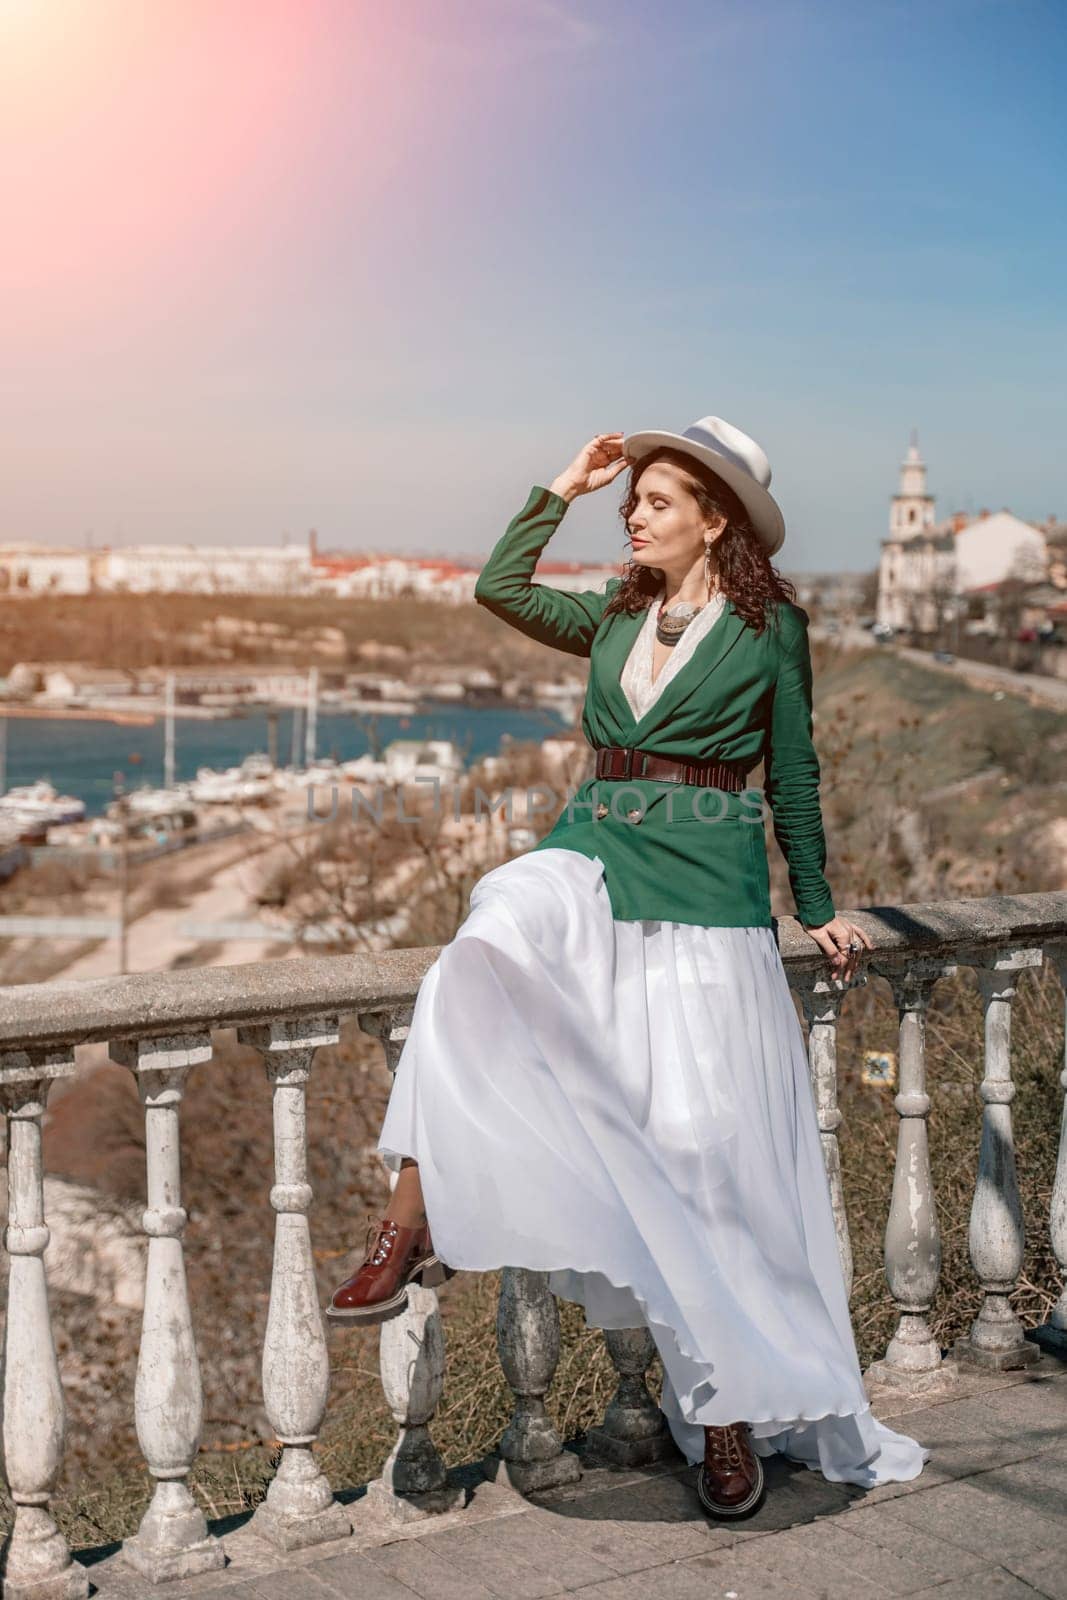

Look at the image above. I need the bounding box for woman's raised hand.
[550,433,630,502]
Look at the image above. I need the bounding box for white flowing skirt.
[377,847,930,1487]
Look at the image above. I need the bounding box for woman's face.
[625,461,725,572]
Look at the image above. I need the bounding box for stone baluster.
[953,947,1043,1371]
[865,959,958,1392]
[373,1279,462,1519]
[792,974,852,1295]
[584,1327,673,1467]
[110,1034,225,1583]
[486,1267,581,1493]
[0,1051,88,1600]
[237,1018,352,1550]
[1034,940,1067,1356]
[357,1009,463,1521]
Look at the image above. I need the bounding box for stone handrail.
[0,889,1065,1596]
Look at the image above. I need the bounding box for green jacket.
[474,484,837,930]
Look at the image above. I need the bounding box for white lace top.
[619,586,728,723]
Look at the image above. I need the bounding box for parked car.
[932,650,956,664]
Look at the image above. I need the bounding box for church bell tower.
[890,429,936,539]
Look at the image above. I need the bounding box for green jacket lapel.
[594,600,749,743]
[592,604,644,733]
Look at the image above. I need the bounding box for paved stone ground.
[80,1347,1067,1599]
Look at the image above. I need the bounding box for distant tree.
[998,586,1021,664]
[928,564,958,650]
[898,582,926,644]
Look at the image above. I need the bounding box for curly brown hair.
[602,447,798,637]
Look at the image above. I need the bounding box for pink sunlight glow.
[0,0,428,353]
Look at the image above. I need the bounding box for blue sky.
[3,0,1064,572]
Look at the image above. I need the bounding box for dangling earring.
[704,520,725,599]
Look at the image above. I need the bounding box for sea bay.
[0,705,570,816]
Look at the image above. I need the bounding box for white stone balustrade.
[795,975,852,1294]
[236,1017,352,1550]
[486,1266,582,1493]
[354,1008,464,1521]
[952,946,1044,1372]
[0,889,1063,1585]
[108,1034,226,1584]
[865,957,958,1393]
[583,1327,674,1468]
[0,1051,87,1600]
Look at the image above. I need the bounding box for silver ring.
[847,938,862,951]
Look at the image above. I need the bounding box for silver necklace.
[655,598,704,647]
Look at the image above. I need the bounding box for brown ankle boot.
[697,1421,765,1519]
[325,1214,454,1324]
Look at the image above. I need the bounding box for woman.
[327,417,931,1518]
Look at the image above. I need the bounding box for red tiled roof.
[311,552,621,579]
[311,556,376,573]
[534,560,623,576]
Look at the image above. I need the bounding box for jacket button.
[626,808,643,823]
[596,802,609,819]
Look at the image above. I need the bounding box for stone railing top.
[0,890,1064,1055]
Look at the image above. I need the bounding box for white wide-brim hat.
[622,415,786,556]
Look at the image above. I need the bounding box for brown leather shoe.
[325,1214,454,1324]
[697,1421,766,1519]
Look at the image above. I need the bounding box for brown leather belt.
[594,744,749,790]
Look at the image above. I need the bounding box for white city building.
[100,542,312,595]
[530,563,620,595]
[0,532,617,602]
[954,512,1047,593]
[876,435,1048,634]
[0,548,93,595]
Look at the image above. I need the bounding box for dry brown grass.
[0,592,588,684]
[808,640,1066,911]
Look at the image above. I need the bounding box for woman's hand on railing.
[803,914,873,982]
[550,433,631,502]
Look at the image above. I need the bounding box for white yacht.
[125,783,194,816]
[0,780,86,825]
[190,765,273,805]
